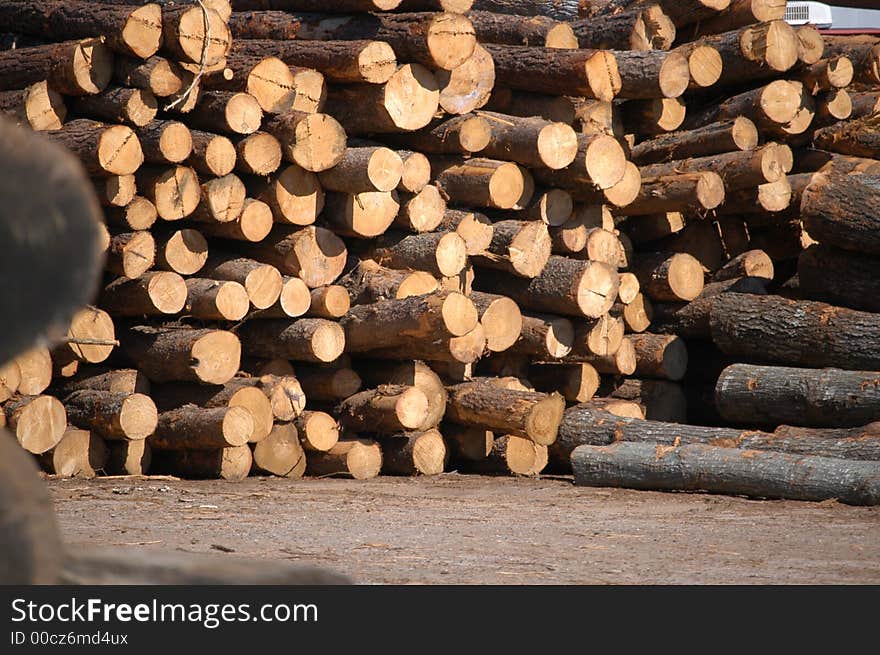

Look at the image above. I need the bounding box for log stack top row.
[2,0,880,505]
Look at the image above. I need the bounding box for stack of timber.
[1,0,879,505]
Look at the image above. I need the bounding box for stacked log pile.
[1,0,879,504]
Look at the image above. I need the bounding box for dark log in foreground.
[551,407,880,468]
[710,294,880,370]
[716,363,880,429]
[798,244,880,314]
[571,442,880,505]
[801,171,880,256]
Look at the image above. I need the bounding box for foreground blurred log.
[572,442,880,505]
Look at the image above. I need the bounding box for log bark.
[237,318,345,363]
[122,326,241,384]
[151,405,253,450]
[483,88,575,124]
[572,4,675,51]
[70,85,157,127]
[628,333,687,381]
[823,35,880,85]
[813,113,880,160]
[474,256,619,318]
[366,230,467,278]
[58,367,150,396]
[630,117,758,164]
[201,255,283,309]
[61,390,156,442]
[619,172,724,215]
[710,293,880,370]
[639,145,784,192]
[685,79,804,130]
[338,259,439,304]
[383,115,491,157]
[0,38,112,95]
[295,365,362,402]
[152,445,253,481]
[443,423,493,461]
[305,438,383,480]
[468,10,576,48]
[483,44,620,101]
[631,252,704,303]
[560,335,636,375]
[433,157,527,210]
[471,220,550,279]
[354,359,448,431]
[336,385,430,433]
[100,271,187,316]
[571,442,880,505]
[798,244,880,314]
[445,380,565,445]
[801,172,880,256]
[532,133,628,193]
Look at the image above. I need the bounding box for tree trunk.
[619,172,724,215]
[58,368,150,396]
[305,438,382,480]
[631,117,758,164]
[823,34,880,85]
[0,80,66,131]
[393,186,447,234]
[154,228,208,275]
[710,293,880,370]
[462,434,548,476]
[114,55,185,98]
[366,230,467,278]
[61,390,157,442]
[4,395,67,454]
[685,79,804,130]
[445,380,565,445]
[237,318,345,363]
[640,144,784,192]
[483,44,620,101]
[13,348,53,396]
[122,326,241,384]
[294,411,339,452]
[136,166,201,221]
[471,220,550,278]
[338,260,439,304]
[252,423,306,478]
[571,442,880,505]
[613,50,690,100]
[378,429,446,476]
[631,252,704,303]
[470,291,522,353]
[474,256,619,318]
[151,405,253,450]
[70,85,157,127]
[294,365,362,402]
[627,333,688,381]
[798,244,880,314]
[185,91,263,136]
[432,157,527,210]
[200,255,283,309]
[45,119,143,176]
[572,4,674,50]
[235,225,347,288]
[335,384,430,433]
[383,115,491,155]
[477,111,578,170]
[105,231,155,280]
[100,272,187,316]
[321,191,400,239]
[0,38,112,95]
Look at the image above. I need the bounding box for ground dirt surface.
[49,474,880,584]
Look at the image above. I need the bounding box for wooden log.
[443,423,492,461]
[324,64,439,134]
[186,91,262,136]
[682,0,784,35]
[674,43,723,89]
[483,87,575,124]
[228,132,282,176]
[508,313,574,359]
[152,445,253,481]
[384,115,490,157]
[801,171,880,256]
[114,55,184,98]
[399,0,472,11]
[639,145,784,194]
[50,306,116,370]
[136,166,200,220]
[798,244,880,314]
[45,118,143,176]
[631,252,704,303]
[342,292,477,352]
[252,165,324,226]
[618,172,724,215]
[263,111,346,173]
[321,191,399,239]
[568,313,625,359]
[530,362,599,403]
[294,365,362,402]
[434,42,494,116]
[358,322,486,364]
[618,212,683,245]
[251,274,310,319]
[182,278,249,321]
[617,273,640,304]
[470,291,522,353]
[483,44,620,101]
[0,360,20,403]
[432,157,526,210]
[463,434,548,476]
[61,389,156,442]
[305,438,382,480]
[474,256,619,318]
[795,24,824,65]
[378,429,446,476]
[823,35,880,85]
[233,37,397,85]
[716,363,880,429]
[631,117,758,165]
[151,405,253,450]
[850,91,880,120]
[551,216,588,255]
[396,151,431,194]
[393,186,446,234]
[471,220,550,279]
[604,378,687,423]
[628,333,687,381]
[39,428,107,479]
[613,50,690,100]
[154,228,208,275]
[572,4,674,51]
[122,326,241,384]
[533,133,628,193]
[188,130,236,177]
[475,111,578,170]
[710,293,880,370]
[615,293,653,333]
[99,271,187,316]
[105,230,154,280]
[338,259,439,304]
[303,285,350,320]
[58,367,150,396]
[4,395,67,454]
[293,411,339,452]
[13,348,52,397]
[571,441,880,505]
[70,85,157,128]
[105,439,151,475]
[355,359,448,431]
[191,173,247,224]
[467,10,575,48]
[197,198,274,243]
[561,333,636,375]
[685,80,804,131]
[236,225,347,287]
[445,380,565,445]
[813,113,880,160]
[252,422,305,478]
[0,80,66,131]
[366,231,468,278]
[0,38,112,95]
[813,88,852,129]
[201,255,283,309]
[238,318,345,363]
[248,374,306,422]
[104,199,156,236]
[336,384,429,433]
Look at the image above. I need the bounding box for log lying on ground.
[716,363,880,429]
[366,231,467,278]
[338,260,439,304]
[463,434,548,476]
[0,38,112,95]
[470,291,522,353]
[571,442,880,505]
[122,326,241,384]
[305,438,383,480]
[0,81,67,131]
[150,405,254,450]
[631,252,704,303]
[552,407,880,467]
[252,423,306,478]
[801,172,880,256]
[99,272,187,316]
[710,293,880,370]
[630,117,758,164]
[445,379,564,445]
[379,429,446,476]
[474,256,619,318]
[237,318,345,363]
[152,445,253,482]
[62,390,157,442]
[4,395,67,454]
[39,428,107,479]
[798,244,880,314]
[335,385,429,433]
[484,44,620,101]
[105,439,151,475]
[628,333,687,381]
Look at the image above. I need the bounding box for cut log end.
[290,114,347,173]
[441,292,479,337]
[384,64,441,131]
[308,321,346,363]
[587,135,628,191]
[225,93,263,135]
[537,123,579,170]
[525,393,566,446]
[687,45,722,88]
[191,331,242,384]
[667,253,705,302]
[360,40,398,84]
[118,393,159,441]
[585,51,622,103]
[427,13,477,71]
[98,125,144,176]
